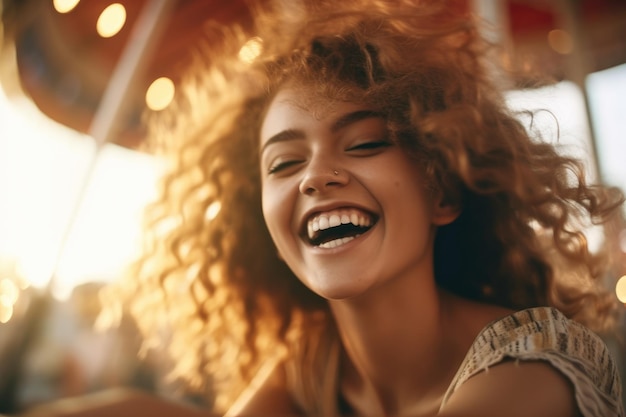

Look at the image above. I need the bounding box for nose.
[299,161,349,195]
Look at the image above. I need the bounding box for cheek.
[261,184,293,243]
[261,188,276,234]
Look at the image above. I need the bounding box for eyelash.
[268,159,303,174]
[267,139,391,175]
[347,140,391,151]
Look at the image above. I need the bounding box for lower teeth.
[318,235,358,249]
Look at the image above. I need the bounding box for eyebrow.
[260,109,384,153]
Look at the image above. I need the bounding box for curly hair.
[105,0,624,412]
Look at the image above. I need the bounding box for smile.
[305,208,376,248]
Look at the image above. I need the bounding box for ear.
[431,192,461,226]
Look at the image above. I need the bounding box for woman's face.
[259,86,456,300]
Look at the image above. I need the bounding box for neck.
[329,276,457,416]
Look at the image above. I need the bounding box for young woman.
[22,0,626,416]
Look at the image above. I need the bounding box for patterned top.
[440,307,625,417]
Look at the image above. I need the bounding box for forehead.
[268,85,339,119]
[260,86,369,144]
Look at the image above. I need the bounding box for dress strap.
[440,307,624,417]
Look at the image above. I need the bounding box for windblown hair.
[106,0,624,413]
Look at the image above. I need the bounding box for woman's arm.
[18,388,216,417]
[439,360,579,417]
[17,359,302,417]
[225,358,303,417]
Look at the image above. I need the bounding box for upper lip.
[298,201,378,240]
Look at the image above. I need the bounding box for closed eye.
[347,140,392,153]
[268,159,304,174]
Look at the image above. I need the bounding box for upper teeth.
[307,209,373,240]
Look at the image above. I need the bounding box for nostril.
[299,168,348,195]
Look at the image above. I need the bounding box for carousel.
[0,0,625,414]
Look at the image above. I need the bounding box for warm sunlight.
[0,87,162,301]
[586,63,626,197]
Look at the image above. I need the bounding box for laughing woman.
[22,0,625,416]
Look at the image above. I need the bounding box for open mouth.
[305,208,377,248]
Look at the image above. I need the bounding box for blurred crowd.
[0,282,191,415]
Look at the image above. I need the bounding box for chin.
[305,277,376,301]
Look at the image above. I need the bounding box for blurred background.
[0,0,625,414]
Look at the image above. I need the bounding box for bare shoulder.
[441,292,514,348]
[439,360,579,417]
[225,358,303,417]
[440,304,623,417]
[438,298,579,416]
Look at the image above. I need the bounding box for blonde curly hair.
[105,0,624,412]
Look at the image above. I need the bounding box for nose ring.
[333,170,339,175]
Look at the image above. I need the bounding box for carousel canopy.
[1,0,625,148]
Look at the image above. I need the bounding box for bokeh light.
[145,77,175,111]
[96,3,127,38]
[616,275,626,303]
[53,0,81,14]
[238,37,263,63]
[548,29,573,55]
[0,278,19,306]
[205,201,222,221]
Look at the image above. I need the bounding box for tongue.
[311,223,370,246]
